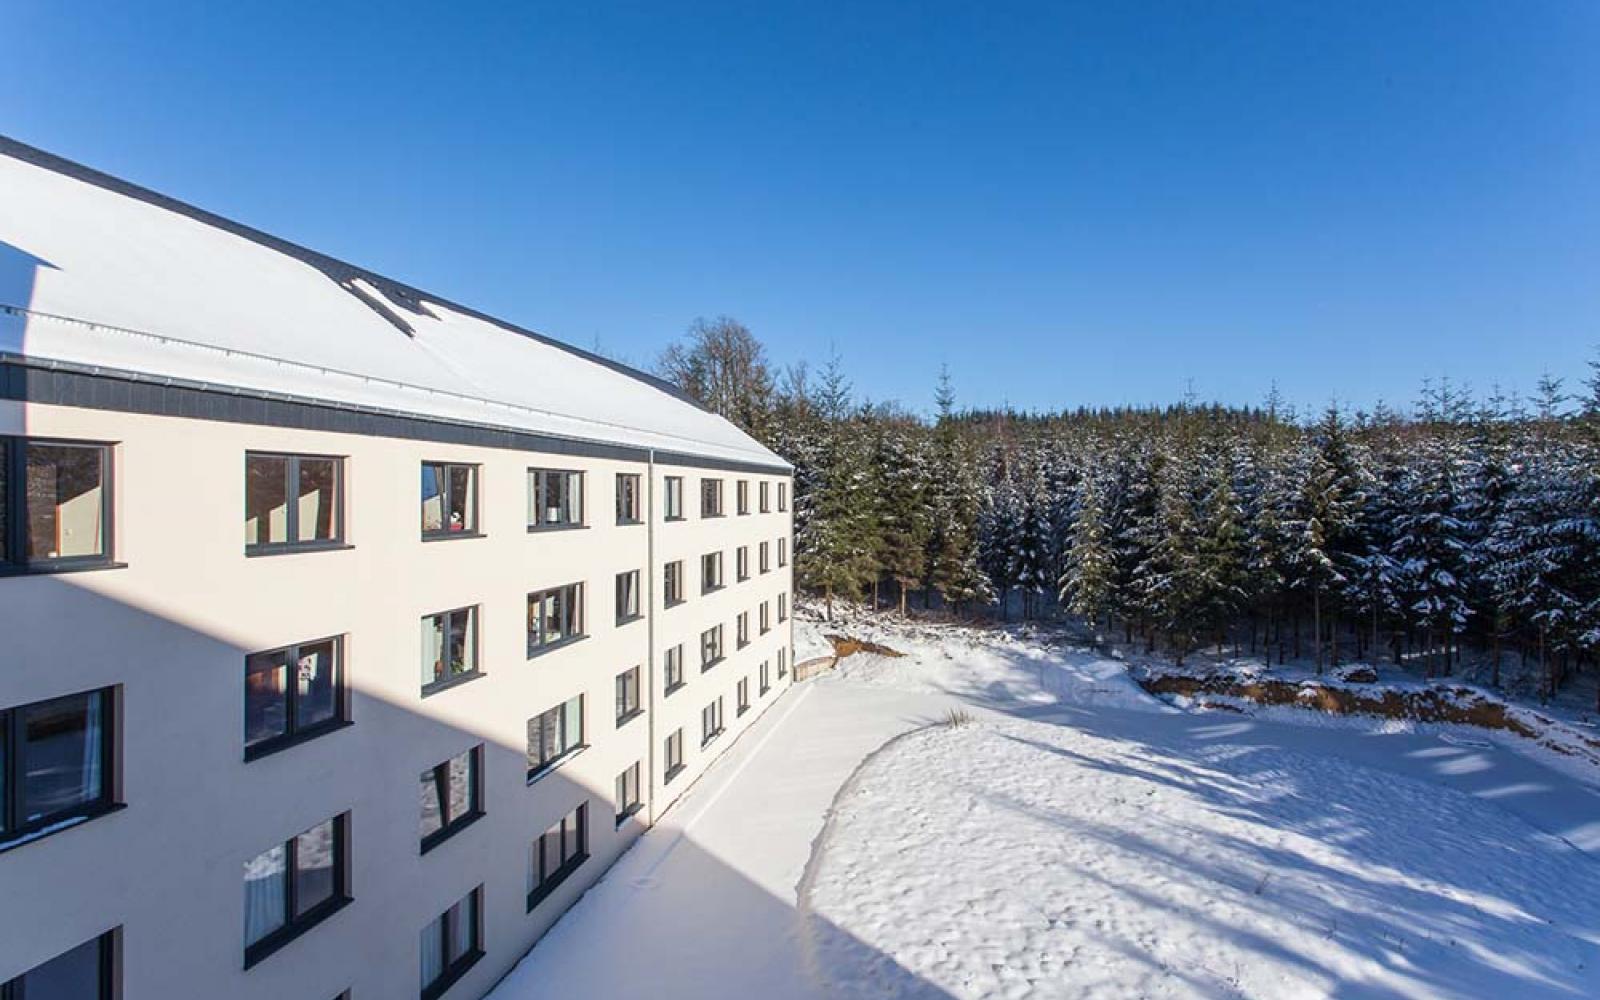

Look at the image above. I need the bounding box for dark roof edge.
[1,352,792,476]
[0,133,712,413]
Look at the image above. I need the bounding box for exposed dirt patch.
[1140,671,1600,769]
[826,635,906,659]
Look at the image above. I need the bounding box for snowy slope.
[0,141,783,467]
[806,714,1600,999]
[493,605,1600,1000]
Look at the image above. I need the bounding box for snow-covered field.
[493,603,1600,1000]
[806,715,1600,998]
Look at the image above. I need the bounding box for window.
[615,667,642,725]
[420,746,483,853]
[759,541,770,574]
[778,482,788,511]
[663,560,685,607]
[245,637,344,759]
[2,930,117,999]
[760,481,771,513]
[663,645,685,694]
[779,537,788,567]
[737,612,750,649]
[664,729,684,783]
[760,660,771,695]
[528,805,587,910]
[528,469,583,529]
[736,546,750,581]
[244,814,349,967]
[760,601,772,635]
[736,480,750,515]
[0,438,111,569]
[701,551,723,594]
[421,607,479,694]
[700,478,724,517]
[615,763,642,826]
[778,647,788,679]
[1,687,117,849]
[701,697,725,746]
[616,473,642,524]
[527,584,584,654]
[737,677,750,716]
[700,625,724,671]
[778,593,789,622]
[527,696,584,779]
[244,452,342,554]
[615,571,641,624]
[663,476,684,520]
[421,462,478,537]
[420,886,482,1000]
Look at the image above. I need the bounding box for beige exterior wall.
[0,398,793,1000]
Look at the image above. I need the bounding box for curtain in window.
[79,693,101,807]
[244,844,287,946]
[419,919,444,988]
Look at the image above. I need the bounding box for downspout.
[645,449,659,825]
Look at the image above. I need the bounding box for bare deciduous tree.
[656,316,775,437]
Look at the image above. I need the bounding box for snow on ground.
[800,603,1152,711]
[804,713,1600,999]
[492,603,1600,1000]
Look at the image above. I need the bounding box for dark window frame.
[527,805,588,911]
[736,546,750,582]
[760,660,772,695]
[700,478,724,518]
[701,697,725,747]
[244,451,346,556]
[663,729,685,783]
[420,461,481,540]
[243,814,352,969]
[0,437,116,575]
[737,677,751,716]
[663,476,685,521]
[700,625,724,672]
[663,560,685,607]
[421,606,481,696]
[701,551,723,594]
[420,745,485,855]
[663,645,685,695]
[244,636,349,761]
[615,667,643,726]
[778,482,788,512]
[736,479,750,515]
[615,570,642,625]
[616,473,643,525]
[759,481,771,513]
[615,763,643,827]
[1,928,119,1000]
[736,612,750,649]
[421,886,484,1000]
[759,542,771,574]
[527,468,585,531]
[527,583,586,657]
[526,696,586,782]
[0,686,121,853]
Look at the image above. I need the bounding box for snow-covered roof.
[0,137,786,470]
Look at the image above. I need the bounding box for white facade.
[0,139,793,1000]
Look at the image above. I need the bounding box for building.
[0,136,794,1000]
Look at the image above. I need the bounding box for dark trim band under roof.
[0,353,790,476]
[0,134,702,410]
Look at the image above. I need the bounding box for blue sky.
[3,1,1597,416]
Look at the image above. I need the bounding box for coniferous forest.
[658,318,1600,701]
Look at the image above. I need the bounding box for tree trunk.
[1313,590,1323,674]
